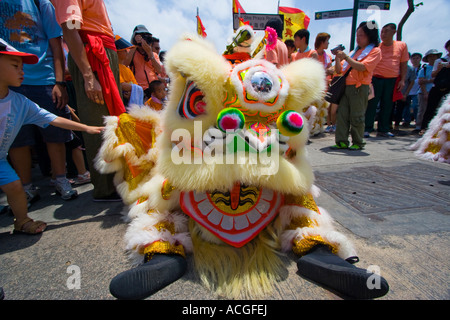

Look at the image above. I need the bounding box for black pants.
[421,86,449,130]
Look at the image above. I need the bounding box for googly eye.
[276,110,304,136]
[177,80,206,119]
[217,108,245,132]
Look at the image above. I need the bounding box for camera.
[331,44,345,55]
[137,33,153,46]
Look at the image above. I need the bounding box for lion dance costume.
[410,95,450,163]
[96,26,389,300]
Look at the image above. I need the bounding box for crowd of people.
[0,0,449,240]
[266,19,449,151]
[0,0,175,237]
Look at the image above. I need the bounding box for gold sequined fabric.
[154,221,176,235]
[284,193,320,214]
[288,216,318,230]
[425,142,441,155]
[114,113,156,192]
[143,241,185,262]
[293,236,338,257]
[161,180,176,200]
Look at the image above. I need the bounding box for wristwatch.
[55,81,67,87]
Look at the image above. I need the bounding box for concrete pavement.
[0,129,449,300]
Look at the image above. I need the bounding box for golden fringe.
[189,219,288,299]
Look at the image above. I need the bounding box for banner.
[279,6,310,40]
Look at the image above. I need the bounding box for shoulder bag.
[325,67,352,104]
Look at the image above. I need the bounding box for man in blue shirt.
[0,0,77,200]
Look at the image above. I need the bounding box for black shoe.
[297,245,389,299]
[376,132,395,138]
[93,192,122,202]
[0,287,4,300]
[109,254,187,300]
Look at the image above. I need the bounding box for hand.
[397,79,405,92]
[52,84,69,109]
[122,90,131,100]
[84,73,104,105]
[85,126,104,134]
[335,51,347,60]
[141,38,153,55]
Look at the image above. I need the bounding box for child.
[0,38,103,234]
[144,80,166,111]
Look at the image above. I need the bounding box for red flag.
[233,0,246,14]
[197,15,207,38]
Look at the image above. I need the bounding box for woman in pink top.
[331,21,382,150]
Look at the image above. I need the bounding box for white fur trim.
[124,210,192,266]
[278,205,357,259]
[281,58,327,112]
[410,95,450,163]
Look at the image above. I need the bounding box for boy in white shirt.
[0,39,103,234]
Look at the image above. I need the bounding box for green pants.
[335,85,370,147]
[365,76,397,133]
[68,47,120,198]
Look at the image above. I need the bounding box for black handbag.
[325,67,352,104]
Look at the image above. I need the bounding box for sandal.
[13,218,47,235]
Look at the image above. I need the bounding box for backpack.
[433,58,450,91]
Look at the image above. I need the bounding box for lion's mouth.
[180,182,284,247]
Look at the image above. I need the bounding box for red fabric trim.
[79,31,126,116]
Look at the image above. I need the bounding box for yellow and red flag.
[279,6,310,41]
[197,15,207,38]
[233,0,246,14]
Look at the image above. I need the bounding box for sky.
[104,0,450,59]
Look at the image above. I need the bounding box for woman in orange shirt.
[331,21,382,150]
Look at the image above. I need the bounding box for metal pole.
[350,0,360,50]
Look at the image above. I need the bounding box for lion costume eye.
[177,80,206,119]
